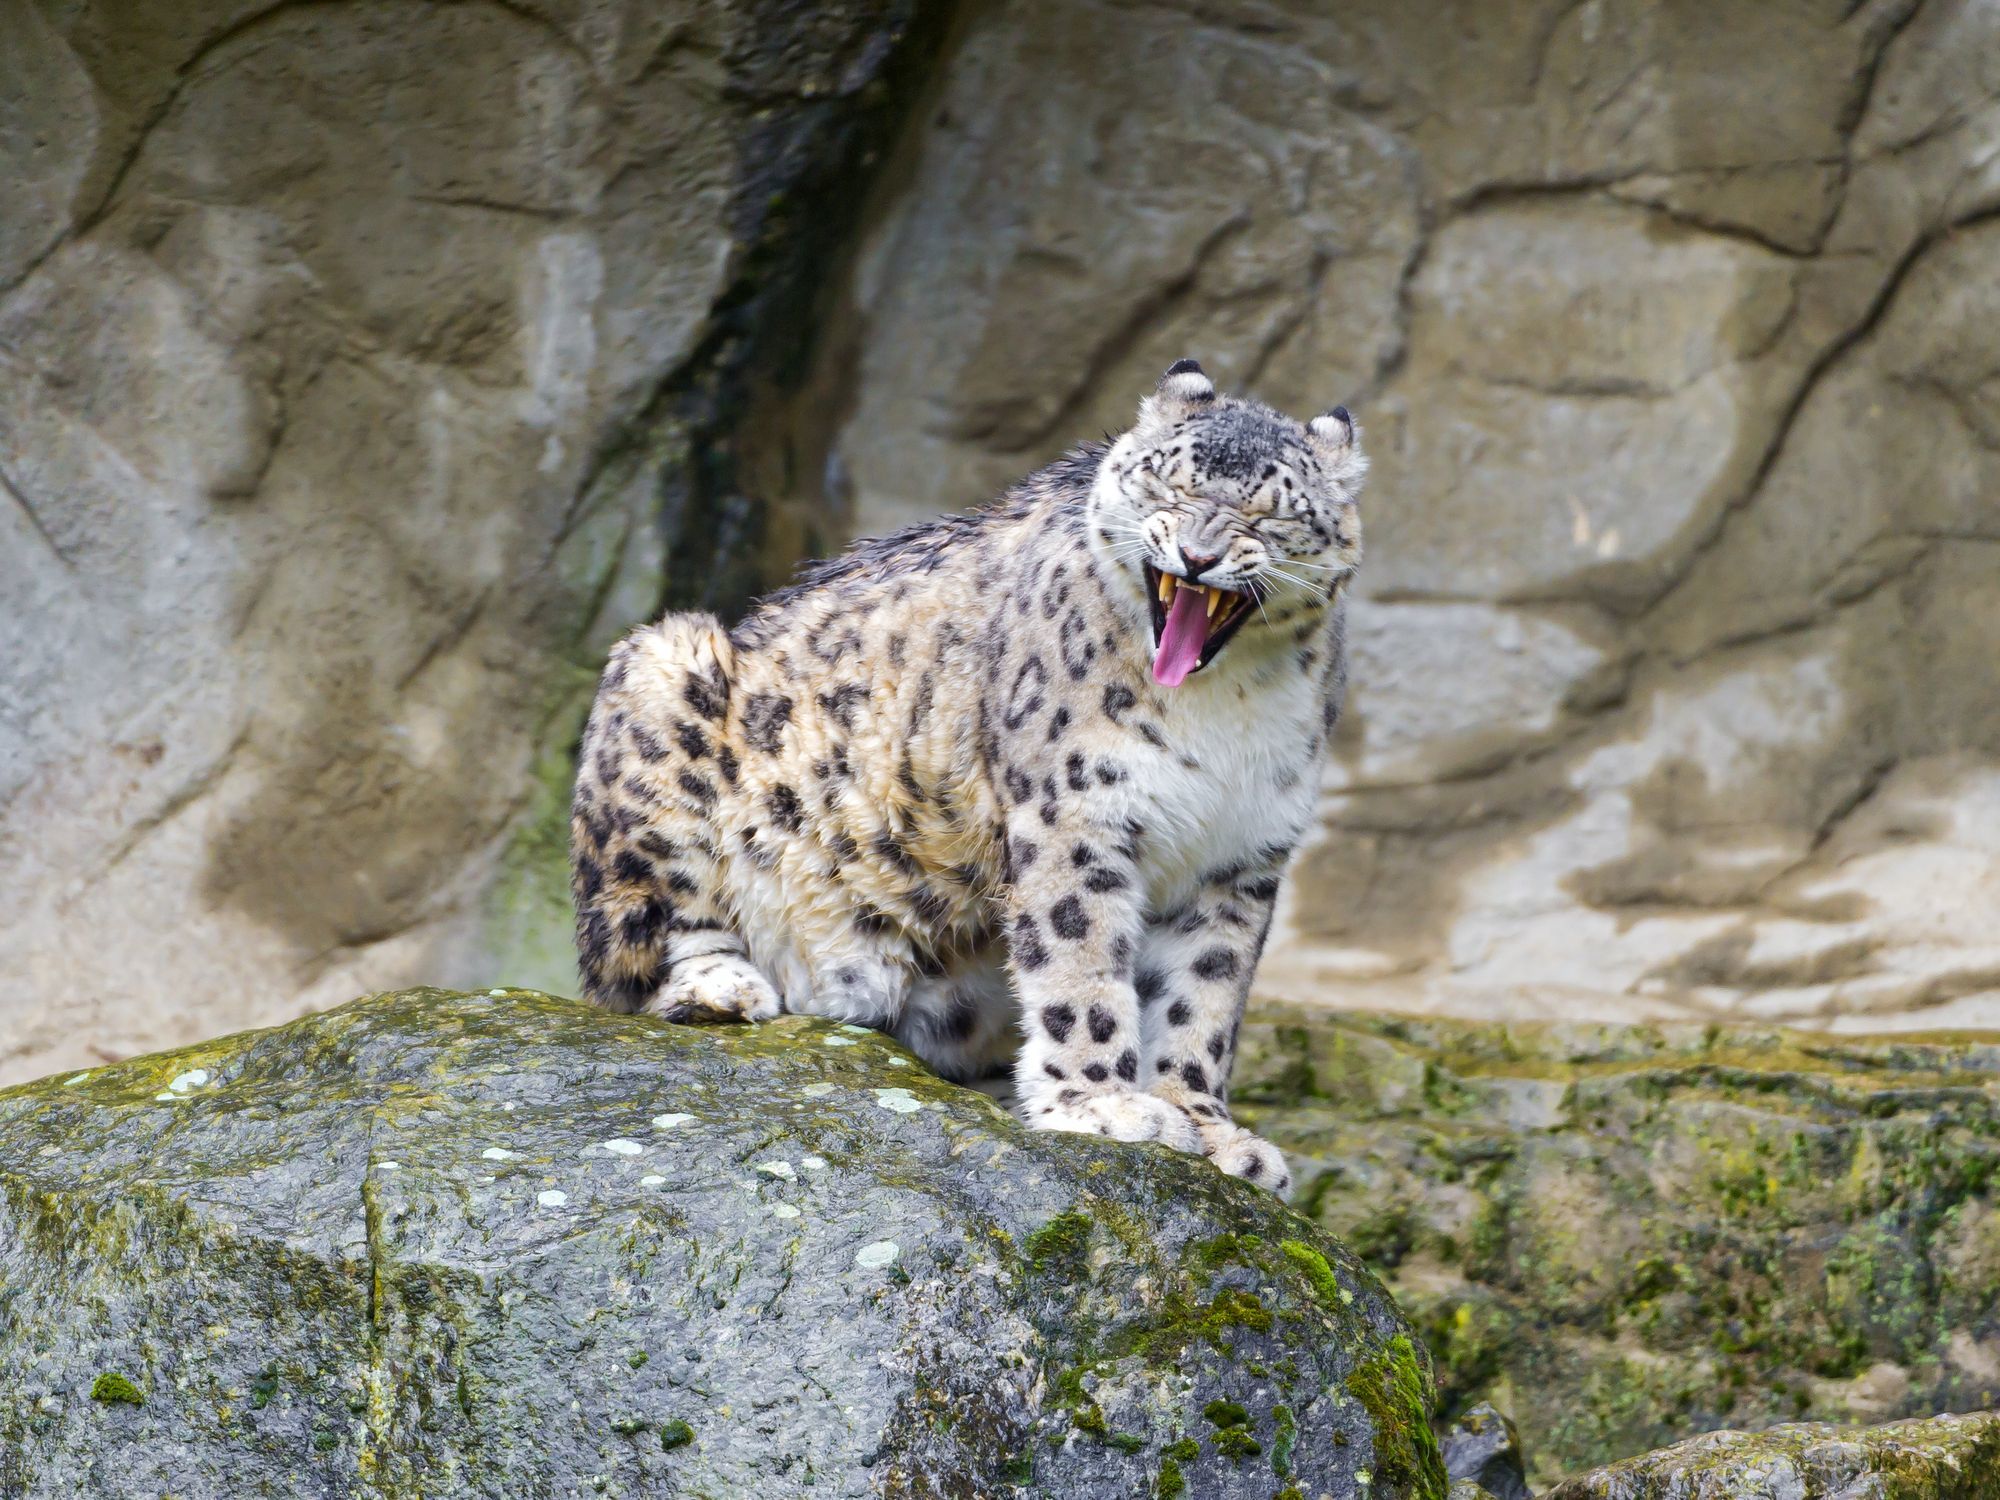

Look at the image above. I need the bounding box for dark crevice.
[0,461,73,571]
[555,0,962,632]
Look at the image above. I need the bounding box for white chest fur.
[1120,655,1322,912]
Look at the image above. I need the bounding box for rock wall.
[817,0,2000,1033]
[5,0,2000,1081]
[0,0,943,1083]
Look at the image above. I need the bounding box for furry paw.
[1191,1117,1291,1197]
[1025,1087,1202,1153]
[647,954,784,1024]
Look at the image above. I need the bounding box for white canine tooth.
[1157,572,1174,603]
[1206,588,1223,620]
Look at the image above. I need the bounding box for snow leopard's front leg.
[1139,852,1293,1195]
[1003,805,1200,1153]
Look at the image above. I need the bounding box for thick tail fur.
[570,612,739,1011]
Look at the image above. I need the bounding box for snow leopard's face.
[1088,361,1365,687]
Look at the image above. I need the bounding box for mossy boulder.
[1234,1008,2000,1486]
[1541,1410,2000,1499]
[0,988,1444,1498]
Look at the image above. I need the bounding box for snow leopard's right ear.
[1137,358,1215,431]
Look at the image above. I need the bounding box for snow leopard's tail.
[569,612,744,1012]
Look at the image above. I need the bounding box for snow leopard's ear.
[1137,358,1215,432]
[1309,404,1367,488]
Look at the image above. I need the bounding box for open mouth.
[1144,563,1256,687]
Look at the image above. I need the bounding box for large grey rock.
[1541,1411,2000,1500]
[0,988,1447,1498]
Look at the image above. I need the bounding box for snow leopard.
[569,360,1365,1195]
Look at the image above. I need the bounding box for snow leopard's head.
[1088,360,1365,687]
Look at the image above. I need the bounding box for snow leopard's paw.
[1025,1086,1202,1153]
[647,954,784,1024]
[1189,1114,1291,1197]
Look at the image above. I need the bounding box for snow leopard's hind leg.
[570,614,782,1023]
[891,941,1019,1083]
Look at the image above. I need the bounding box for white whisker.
[1259,565,1331,604]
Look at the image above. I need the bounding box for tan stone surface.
[0,0,931,1085]
[5,0,1999,1083]
[823,0,2000,1033]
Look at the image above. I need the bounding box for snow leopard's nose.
[1178,547,1223,581]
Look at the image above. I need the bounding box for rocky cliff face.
[0,0,944,1081]
[816,0,2000,1034]
[5,0,2000,1081]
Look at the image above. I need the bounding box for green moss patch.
[89,1372,143,1406]
[1203,1399,1249,1429]
[1345,1335,1447,1496]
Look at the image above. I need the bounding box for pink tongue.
[1152,585,1210,687]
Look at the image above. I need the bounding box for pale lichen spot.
[375,1162,401,1172]
[168,1069,209,1093]
[756,1160,796,1180]
[600,1138,646,1157]
[63,1073,90,1087]
[639,1174,666,1187]
[537,1189,568,1208]
[887,1057,911,1068]
[501,1101,517,1112]
[770,1203,802,1220]
[652,1112,696,1129]
[821,1036,858,1048]
[839,1025,871,1036]
[801,1156,828,1172]
[481,1147,516,1161]
[854,1240,900,1269]
[872,1088,922,1115]
[801,1082,835,1098]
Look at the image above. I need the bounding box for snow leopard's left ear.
[1309,404,1368,489]
[1137,358,1216,432]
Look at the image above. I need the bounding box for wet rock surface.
[0,988,1445,1498]
[1234,1007,2000,1486]
[1541,1411,2000,1500]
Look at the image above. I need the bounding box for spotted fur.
[570,362,1365,1195]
